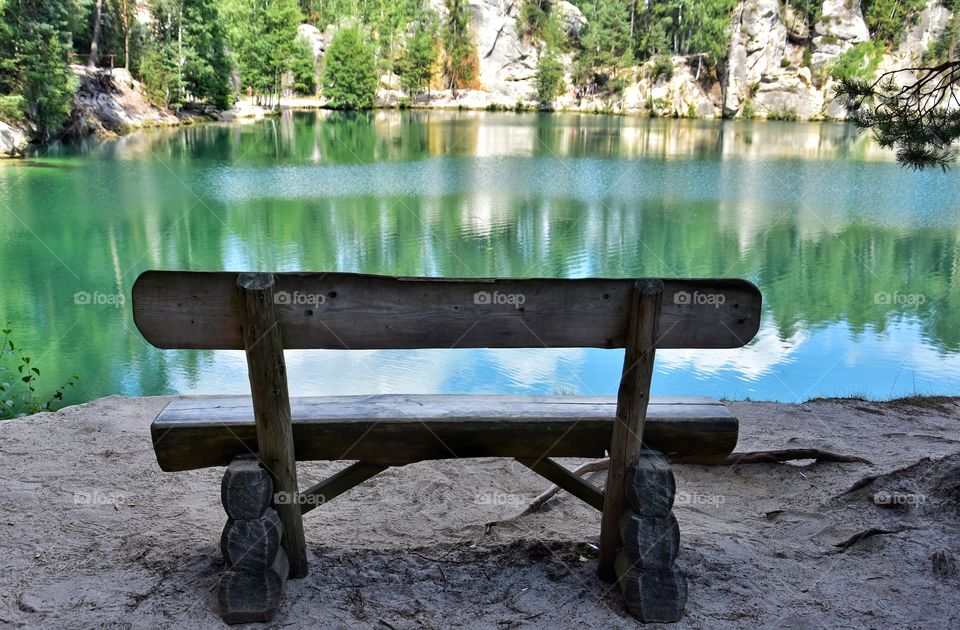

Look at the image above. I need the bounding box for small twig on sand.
[708,449,872,466]
[833,527,911,552]
[515,449,870,516]
[518,459,609,517]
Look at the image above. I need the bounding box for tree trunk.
[88,0,104,66]
[122,0,130,70]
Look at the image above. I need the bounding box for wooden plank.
[150,396,740,471]
[220,455,273,520]
[599,280,662,581]
[133,271,762,350]
[236,273,308,579]
[515,457,605,511]
[299,461,389,515]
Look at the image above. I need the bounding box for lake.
[1,110,958,406]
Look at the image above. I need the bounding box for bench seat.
[152,394,738,471]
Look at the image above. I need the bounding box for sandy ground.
[0,396,958,629]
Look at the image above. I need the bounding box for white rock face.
[898,1,951,61]
[811,0,870,68]
[429,0,539,100]
[297,24,330,60]
[0,120,29,158]
[723,0,787,116]
[554,0,587,39]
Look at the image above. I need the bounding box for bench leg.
[219,455,290,624]
[236,272,309,579]
[614,449,687,623]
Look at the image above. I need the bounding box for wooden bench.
[133,271,762,624]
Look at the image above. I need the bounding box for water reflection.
[2,111,959,404]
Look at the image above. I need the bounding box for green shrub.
[830,41,882,82]
[0,94,25,122]
[766,108,797,121]
[863,0,926,47]
[321,26,379,109]
[0,323,78,419]
[651,55,673,83]
[291,37,317,95]
[536,46,565,107]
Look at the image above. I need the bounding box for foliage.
[222,0,303,103]
[442,0,476,93]
[0,94,25,122]
[923,12,960,64]
[291,37,317,94]
[396,10,439,96]
[536,46,565,107]
[322,26,379,109]
[139,43,183,108]
[651,55,674,83]
[862,0,926,47]
[835,60,960,169]
[517,0,550,40]
[830,41,883,82]
[0,324,78,419]
[0,0,76,140]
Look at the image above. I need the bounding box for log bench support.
[219,455,290,623]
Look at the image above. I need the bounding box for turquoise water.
[1,110,959,405]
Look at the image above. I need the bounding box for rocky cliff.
[353,0,953,120]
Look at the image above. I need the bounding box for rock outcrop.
[68,65,180,138]
[0,119,29,158]
[723,0,787,117]
[810,0,871,69]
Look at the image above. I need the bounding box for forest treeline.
[0,0,947,140]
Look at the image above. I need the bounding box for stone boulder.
[751,67,823,119]
[553,0,587,40]
[723,0,787,117]
[0,119,29,158]
[69,65,179,138]
[811,0,870,69]
[297,23,333,61]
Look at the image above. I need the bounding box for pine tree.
[321,26,379,109]
[396,10,438,97]
[0,0,76,139]
[442,0,475,95]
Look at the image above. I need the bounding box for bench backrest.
[132,271,761,350]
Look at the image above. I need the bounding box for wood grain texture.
[619,512,680,569]
[236,273,307,579]
[150,395,739,471]
[599,280,662,581]
[218,548,289,624]
[133,271,762,350]
[624,450,677,517]
[515,457,605,511]
[615,553,688,623]
[220,455,273,520]
[299,461,389,515]
[220,509,283,573]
